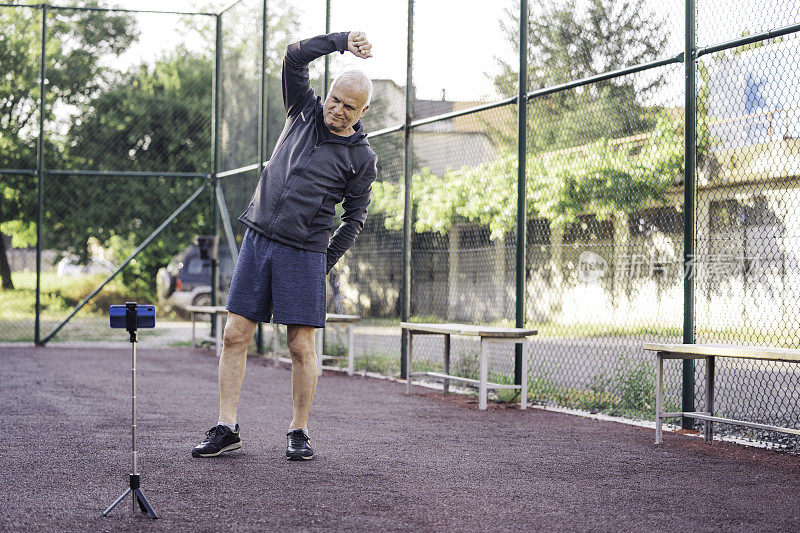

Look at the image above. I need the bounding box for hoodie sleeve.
[283,32,350,117]
[325,153,378,273]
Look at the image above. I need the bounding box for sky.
[104,0,515,101]
[59,0,800,102]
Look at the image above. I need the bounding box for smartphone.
[110,304,156,329]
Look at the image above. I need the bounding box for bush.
[518,359,661,419]
[526,375,619,412]
[54,274,152,313]
[355,350,401,376]
[609,358,657,418]
[452,351,479,380]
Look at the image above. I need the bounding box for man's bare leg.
[218,312,258,425]
[287,324,318,430]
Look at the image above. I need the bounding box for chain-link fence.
[692,0,800,449]
[2,0,800,452]
[1,3,215,345]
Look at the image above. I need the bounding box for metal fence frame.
[4,0,800,429]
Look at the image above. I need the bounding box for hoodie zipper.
[265,103,365,238]
[266,114,323,236]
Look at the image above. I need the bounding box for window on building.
[629,207,682,236]
[563,214,614,244]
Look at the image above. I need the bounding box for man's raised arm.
[283,32,374,117]
[282,33,349,117]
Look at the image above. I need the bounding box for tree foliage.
[1,1,302,297]
[371,112,684,238]
[0,2,138,288]
[369,0,679,237]
[53,50,214,296]
[495,0,670,151]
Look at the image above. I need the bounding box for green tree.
[371,112,683,236]
[0,2,137,289]
[495,0,669,151]
[2,0,306,299]
[369,0,681,234]
[55,49,213,297]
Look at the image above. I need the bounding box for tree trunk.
[0,232,14,290]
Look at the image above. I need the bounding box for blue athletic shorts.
[226,228,326,328]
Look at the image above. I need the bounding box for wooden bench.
[645,343,800,444]
[186,305,228,358]
[271,314,361,376]
[401,322,538,410]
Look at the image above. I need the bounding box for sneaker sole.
[192,441,242,458]
[285,452,314,461]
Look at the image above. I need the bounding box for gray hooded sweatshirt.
[239,32,378,273]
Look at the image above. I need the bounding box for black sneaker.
[192,424,242,458]
[285,429,313,461]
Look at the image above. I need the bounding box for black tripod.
[103,303,158,519]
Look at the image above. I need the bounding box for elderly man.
[192,31,376,461]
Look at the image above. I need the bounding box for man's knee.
[287,329,315,364]
[222,314,255,350]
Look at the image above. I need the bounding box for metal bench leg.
[347,324,355,376]
[405,332,413,394]
[479,338,488,410]
[655,353,664,445]
[316,328,323,377]
[520,340,527,410]
[215,313,223,358]
[272,323,279,367]
[705,355,715,443]
[443,334,450,394]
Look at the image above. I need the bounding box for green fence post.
[321,0,331,357]
[514,0,528,387]
[256,0,268,354]
[400,0,414,379]
[34,4,47,346]
[323,0,331,97]
[682,0,697,429]
[210,14,222,335]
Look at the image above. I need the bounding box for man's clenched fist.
[348,31,372,58]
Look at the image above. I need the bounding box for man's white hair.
[331,70,373,105]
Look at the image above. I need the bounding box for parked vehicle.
[156,245,234,316]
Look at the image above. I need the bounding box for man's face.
[323,80,370,135]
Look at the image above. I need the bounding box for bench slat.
[187,308,361,323]
[644,343,800,362]
[325,314,361,323]
[401,322,537,338]
[410,371,522,390]
[680,412,800,436]
[186,305,227,314]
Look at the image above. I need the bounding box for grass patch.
[376,315,683,339]
[515,358,679,419]
[526,376,619,413]
[354,350,401,376]
[169,341,193,347]
[0,271,161,342]
[1,272,148,320]
[324,339,348,359]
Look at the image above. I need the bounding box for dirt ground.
[1,344,798,532]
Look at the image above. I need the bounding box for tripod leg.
[103,488,131,516]
[134,488,158,519]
